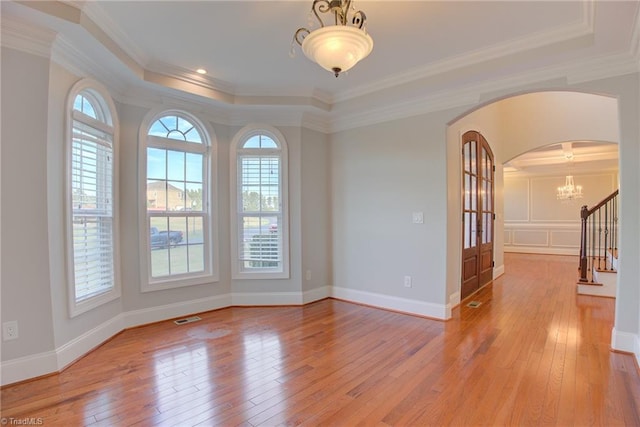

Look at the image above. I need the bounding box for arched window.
[66,80,120,316]
[230,125,289,279]
[141,111,216,290]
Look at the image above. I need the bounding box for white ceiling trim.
[332,0,596,104]
[327,48,639,134]
[0,15,56,58]
[81,0,149,67]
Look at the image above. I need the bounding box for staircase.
[577,190,618,298]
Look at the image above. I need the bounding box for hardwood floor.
[2,253,639,426]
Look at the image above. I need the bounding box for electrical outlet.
[306,270,312,281]
[3,321,19,341]
[404,276,412,288]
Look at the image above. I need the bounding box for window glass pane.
[147,148,166,180]
[189,244,204,273]
[187,216,204,272]
[470,176,477,211]
[259,135,277,148]
[167,181,186,211]
[149,120,170,138]
[463,143,470,173]
[242,134,278,149]
[185,153,203,183]
[240,215,280,269]
[186,183,203,212]
[470,212,477,248]
[243,135,261,148]
[464,212,471,249]
[74,94,98,119]
[167,150,185,181]
[464,173,471,210]
[169,217,188,274]
[148,115,203,144]
[150,217,169,277]
[147,180,166,211]
[470,140,477,174]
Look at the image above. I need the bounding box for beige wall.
[504,172,618,255]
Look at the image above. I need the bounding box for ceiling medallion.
[291,0,373,77]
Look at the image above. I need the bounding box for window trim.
[230,124,289,280]
[138,109,219,292]
[65,79,121,317]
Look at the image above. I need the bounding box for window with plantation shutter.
[231,126,289,279]
[67,82,120,316]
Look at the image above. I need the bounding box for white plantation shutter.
[67,83,119,315]
[238,155,282,268]
[71,121,114,301]
[231,127,289,279]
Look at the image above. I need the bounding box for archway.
[445,91,620,309]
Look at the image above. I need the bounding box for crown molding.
[0,15,56,58]
[81,0,149,67]
[51,34,128,94]
[328,48,638,133]
[333,0,596,104]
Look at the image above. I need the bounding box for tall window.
[231,126,289,279]
[142,112,215,290]
[67,81,120,316]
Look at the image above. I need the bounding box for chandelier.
[557,175,583,200]
[292,0,373,77]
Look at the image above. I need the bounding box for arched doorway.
[446,91,620,309]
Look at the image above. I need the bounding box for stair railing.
[578,190,619,283]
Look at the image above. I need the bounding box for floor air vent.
[174,316,202,325]
[467,301,482,308]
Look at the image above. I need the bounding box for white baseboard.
[231,291,303,306]
[0,350,58,386]
[125,294,232,328]
[56,313,126,370]
[504,247,578,256]
[611,327,640,366]
[332,286,448,320]
[303,286,331,304]
[494,264,505,278]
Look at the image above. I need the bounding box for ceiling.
[1,0,637,172]
[503,141,619,177]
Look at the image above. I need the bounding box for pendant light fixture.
[557,175,584,200]
[292,0,373,77]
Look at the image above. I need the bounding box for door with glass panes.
[461,131,495,300]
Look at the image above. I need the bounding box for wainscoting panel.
[505,224,580,255]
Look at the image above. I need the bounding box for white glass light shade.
[301,25,373,76]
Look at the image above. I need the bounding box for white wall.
[504,172,618,255]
